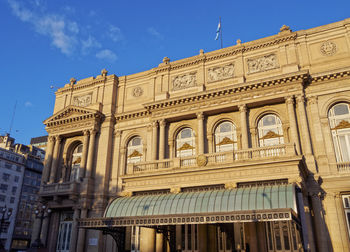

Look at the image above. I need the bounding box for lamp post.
[31,204,51,248]
[0,206,12,250]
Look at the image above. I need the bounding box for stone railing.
[40,181,80,195]
[336,162,350,173]
[127,144,296,174]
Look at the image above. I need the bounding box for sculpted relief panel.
[247,54,278,74]
[172,72,197,91]
[207,63,234,82]
[73,93,92,107]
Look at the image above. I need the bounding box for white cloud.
[81,36,101,55]
[96,49,117,62]
[147,27,164,40]
[108,25,123,42]
[8,0,78,55]
[25,101,33,107]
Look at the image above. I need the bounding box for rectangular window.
[0,184,8,192]
[14,176,19,182]
[5,162,12,169]
[16,166,22,172]
[12,186,17,194]
[10,197,15,204]
[0,195,5,202]
[2,173,10,182]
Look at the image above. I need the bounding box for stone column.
[159,120,166,160]
[197,112,205,154]
[156,232,163,252]
[320,118,337,171]
[120,148,127,174]
[41,213,51,247]
[79,130,90,179]
[31,218,42,247]
[169,140,174,158]
[285,96,301,154]
[69,208,80,252]
[49,135,61,183]
[42,136,55,183]
[152,121,159,160]
[239,105,249,149]
[207,134,214,153]
[85,129,97,178]
[77,208,88,252]
[140,227,156,252]
[111,130,122,192]
[296,95,312,155]
[310,193,328,252]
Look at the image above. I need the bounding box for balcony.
[126,144,297,175]
[39,181,80,197]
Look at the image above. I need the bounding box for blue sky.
[1,0,349,144]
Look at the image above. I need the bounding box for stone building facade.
[37,18,350,252]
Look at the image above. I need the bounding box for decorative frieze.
[73,93,92,107]
[172,72,197,91]
[207,63,234,82]
[247,54,278,74]
[320,41,337,56]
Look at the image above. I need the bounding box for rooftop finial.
[163,57,170,64]
[101,69,108,77]
[280,25,291,33]
[199,49,204,55]
[236,39,242,45]
[70,78,76,85]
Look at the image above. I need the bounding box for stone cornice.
[144,70,309,111]
[56,75,118,95]
[310,67,350,83]
[115,109,150,122]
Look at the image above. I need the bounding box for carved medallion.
[247,54,278,74]
[320,41,337,56]
[172,72,197,91]
[208,63,234,82]
[132,87,143,97]
[73,93,92,107]
[196,155,208,167]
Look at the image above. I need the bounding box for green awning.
[81,184,297,228]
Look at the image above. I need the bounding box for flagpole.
[220,17,223,49]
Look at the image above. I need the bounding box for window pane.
[181,128,192,138]
[339,135,350,162]
[220,122,232,132]
[263,115,276,126]
[334,104,349,116]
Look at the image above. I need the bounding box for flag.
[215,21,221,40]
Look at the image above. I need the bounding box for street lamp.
[31,204,51,248]
[0,206,12,249]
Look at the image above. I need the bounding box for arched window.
[127,136,143,163]
[70,144,82,181]
[258,114,284,147]
[215,121,237,152]
[176,128,196,157]
[328,103,350,162]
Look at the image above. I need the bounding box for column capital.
[285,95,294,105]
[83,130,90,136]
[89,129,97,135]
[196,111,204,120]
[48,136,55,142]
[296,94,305,103]
[238,104,247,112]
[54,135,62,142]
[152,121,158,128]
[114,130,121,137]
[307,95,318,105]
[159,119,166,127]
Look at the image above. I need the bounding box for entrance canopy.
[79,184,299,229]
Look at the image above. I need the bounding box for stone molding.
[247,54,279,74]
[172,72,197,91]
[207,63,234,82]
[73,93,92,107]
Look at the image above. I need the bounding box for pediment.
[44,105,103,126]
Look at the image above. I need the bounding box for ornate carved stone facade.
[73,93,92,107]
[36,18,350,252]
[207,63,234,82]
[172,72,196,91]
[247,54,278,74]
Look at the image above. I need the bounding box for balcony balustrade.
[127,143,296,175]
[335,162,350,173]
[40,181,80,196]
